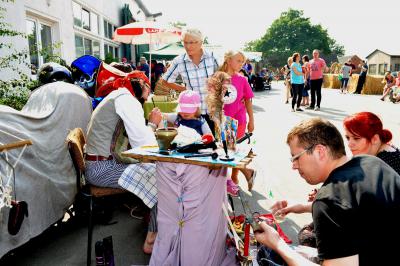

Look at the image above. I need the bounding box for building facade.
[366,49,400,75]
[0,0,160,79]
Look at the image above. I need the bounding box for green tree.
[1,0,66,109]
[0,0,31,110]
[246,9,344,68]
[169,21,186,29]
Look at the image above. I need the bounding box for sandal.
[246,169,257,191]
[227,179,239,197]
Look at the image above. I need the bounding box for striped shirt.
[162,50,219,114]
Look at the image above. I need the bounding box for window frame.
[26,16,54,71]
[104,43,119,60]
[75,34,101,59]
[103,19,117,40]
[73,1,99,34]
[368,64,376,75]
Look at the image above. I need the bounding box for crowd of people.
[281,49,328,112]
[82,27,400,265]
[30,24,400,265]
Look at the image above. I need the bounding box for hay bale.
[323,74,341,89]
[323,74,385,95]
[362,75,385,95]
[329,63,342,74]
[347,75,359,93]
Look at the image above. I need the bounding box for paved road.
[2,81,398,265]
[244,81,399,240]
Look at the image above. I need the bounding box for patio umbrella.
[113,21,182,85]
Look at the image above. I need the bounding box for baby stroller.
[264,75,272,90]
[251,75,266,91]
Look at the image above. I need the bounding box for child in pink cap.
[160,90,212,136]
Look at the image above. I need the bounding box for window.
[73,2,98,34]
[26,20,38,69]
[104,44,119,60]
[93,41,100,58]
[103,20,116,39]
[82,9,90,31]
[40,24,52,62]
[72,2,82,27]
[26,18,53,72]
[378,64,387,75]
[75,34,99,58]
[114,47,119,58]
[84,38,92,55]
[394,64,400,72]
[369,64,376,75]
[91,13,99,34]
[75,35,84,58]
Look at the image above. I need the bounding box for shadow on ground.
[230,188,301,245]
[0,195,151,266]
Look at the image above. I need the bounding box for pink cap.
[176,90,201,113]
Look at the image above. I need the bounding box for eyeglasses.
[182,41,200,46]
[290,145,314,162]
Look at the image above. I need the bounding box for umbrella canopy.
[113,21,182,85]
[113,21,182,45]
[142,42,184,60]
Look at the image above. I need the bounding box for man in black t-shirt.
[355,60,368,94]
[255,118,400,266]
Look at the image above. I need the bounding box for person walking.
[340,60,352,93]
[290,53,304,112]
[306,49,326,111]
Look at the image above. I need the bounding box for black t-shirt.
[377,146,400,175]
[360,63,368,77]
[312,155,400,265]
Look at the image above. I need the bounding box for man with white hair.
[161,28,219,132]
[139,56,150,78]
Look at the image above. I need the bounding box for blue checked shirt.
[162,50,219,114]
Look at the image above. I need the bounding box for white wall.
[0,0,30,80]
[0,0,154,81]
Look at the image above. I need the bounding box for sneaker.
[314,107,320,111]
[285,100,289,104]
[291,108,295,112]
[227,179,239,197]
[306,106,314,110]
[296,108,303,112]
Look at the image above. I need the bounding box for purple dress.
[149,162,237,266]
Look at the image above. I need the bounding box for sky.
[145,0,400,58]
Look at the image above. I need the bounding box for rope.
[0,130,30,211]
[0,128,24,141]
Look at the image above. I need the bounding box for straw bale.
[329,63,342,74]
[322,74,385,95]
[323,74,341,89]
[347,75,359,93]
[362,75,385,95]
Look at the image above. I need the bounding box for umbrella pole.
[149,34,152,89]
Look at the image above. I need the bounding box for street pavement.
[1,81,398,265]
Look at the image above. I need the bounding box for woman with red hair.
[343,111,400,174]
